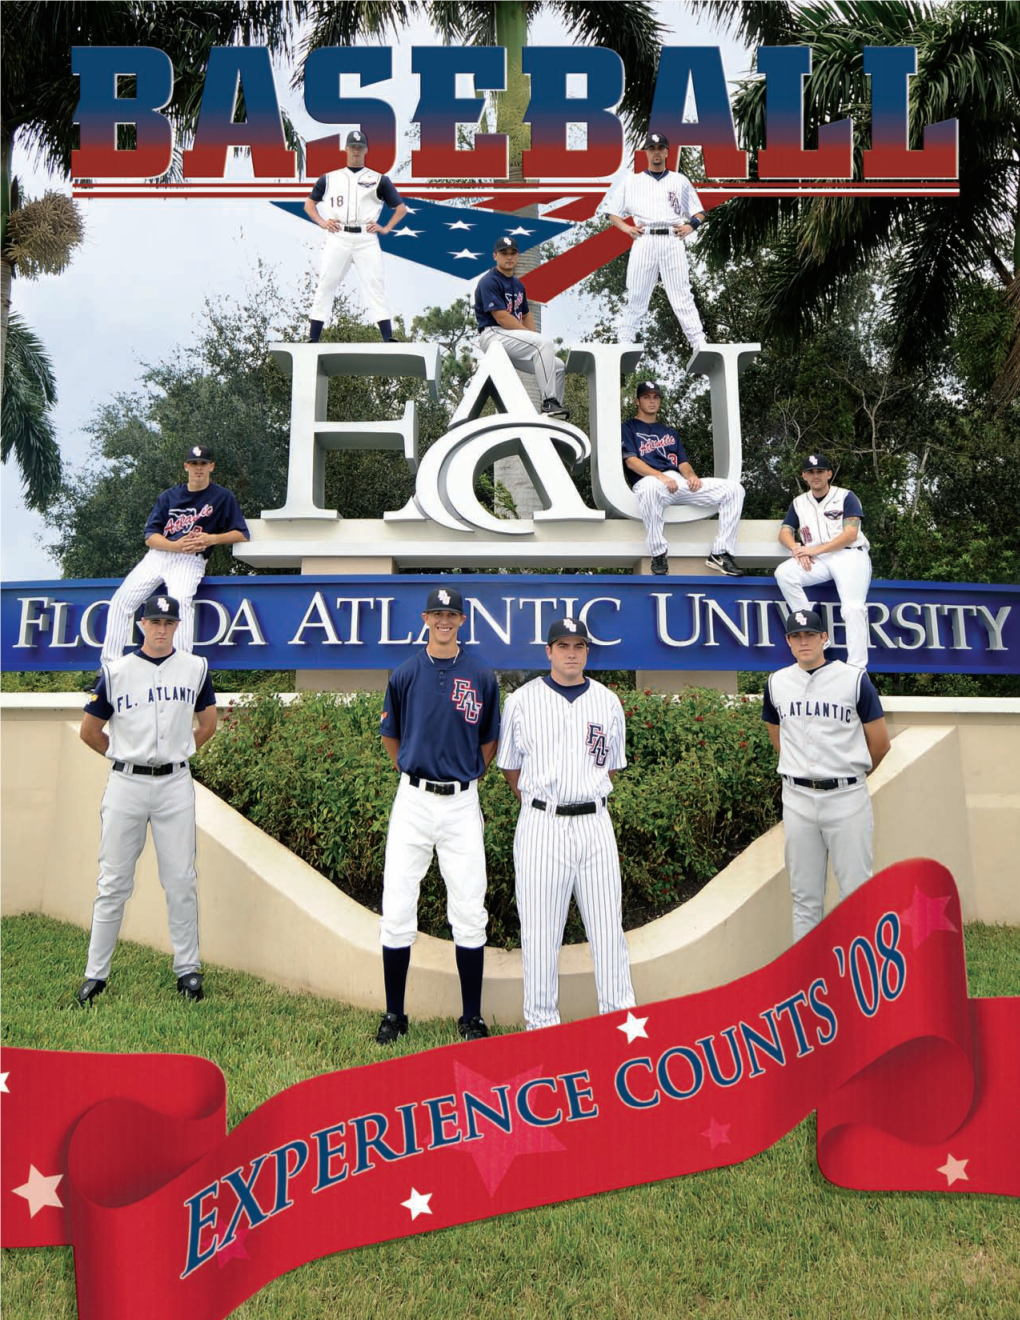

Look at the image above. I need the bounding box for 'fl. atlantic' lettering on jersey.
[777,698,855,725]
[163,503,214,538]
[451,678,482,724]
[115,683,198,712]
[585,722,609,767]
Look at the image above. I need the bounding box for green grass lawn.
[2,914,1018,1319]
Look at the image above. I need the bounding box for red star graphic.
[453,1060,566,1197]
[216,1223,249,1268]
[899,887,958,950]
[701,1118,732,1150]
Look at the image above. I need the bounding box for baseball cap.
[784,609,825,635]
[547,617,590,645]
[636,380,661,398]
[184,444,214,462]
[493,236,519,253]
[425,586,464,613]
[644,131,670,149]
[802,453,833,471]
[346,130,367,147]
[141,593,181,621]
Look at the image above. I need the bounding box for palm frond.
[551,0,665,132]
[1,313,62,511]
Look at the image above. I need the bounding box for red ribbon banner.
[2,859,1017,1319]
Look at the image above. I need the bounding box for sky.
[0,3,752,582]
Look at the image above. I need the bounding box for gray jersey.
[765,660,880,782]
[101,650,209,765]
[606,169,704,227]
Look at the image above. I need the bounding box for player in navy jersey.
[375,586,500,1045]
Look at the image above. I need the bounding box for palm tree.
[704,1,1020,399]
[2,315,61,510]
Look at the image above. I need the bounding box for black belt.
[787,776,858,792]
[531,797,606,816]
[113,760,187,777]
[342,225,364,233]
[644,227,674,235]
[408,775,470,796]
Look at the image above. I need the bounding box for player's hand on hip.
[675,223,693,238]
[324,219,341,232]
[366,221,383,233]
[630,222,644,237]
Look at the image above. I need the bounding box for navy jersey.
[309,168,402,209]
[621,419,690,488]
[86,649,216,721]
[474,268,528,329]
[381,648,500,781]
[144,482,249,559]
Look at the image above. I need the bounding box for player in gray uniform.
[498,618,636,1030]
[606,131,707,353]
[762,609,890,942]
[77,594,218,1005]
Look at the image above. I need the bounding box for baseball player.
[606,131,707,353]
[376,586,500,1045]
[474,236,570,419]
[762,609,890,942]
[497,618,636,1030]
[775,453,872,668]
[305,129,408,343]
[623,380,745,576]
[77,593,218,1006]
[100,445,249,663]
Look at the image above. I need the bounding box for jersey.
[143,483,249,560]
[309,167,402,227]
[621,418,690,488]
[783,486,869,552]
[474,268,529,329]
[381,648,500,782]
[497,676,626,804]
[87,649,214,765]
[762,660,883,782]
[606,169,704,228]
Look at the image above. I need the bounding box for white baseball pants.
[782,780,873,943]
[514,801,635,1030]
[85,765,200,979]
[633,474,745,558]
[101,549,207,662]
[775,547,873,668]
[477,327,566,404]
[310,231,390,323]
[380,776,488,949]
[618,234,704,347]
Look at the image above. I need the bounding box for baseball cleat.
[650,553,670,575]
[375,1012,409,1045]
[76,978,106,1007]
[457,1015,490,1041]
[541,398,571,421]
[705,552,745,577]
[177,972,204,1001]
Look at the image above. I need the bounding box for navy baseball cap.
[141,593,181,621]
[185,444,214,462]
[636,380,661,398]
[644,132,669,149]
[493,236,519,253]
[425,586,464,613]
[547,617,590,645]
[802,453,833,471]
[784,609,825,635]
[346,130,367,147]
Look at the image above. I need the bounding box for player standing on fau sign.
[376,586,500,1045]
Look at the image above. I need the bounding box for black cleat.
[77,978,106,1007]
[457,1015,490,1041]
[375,1012,409,1045]
[177,972,204,1001]
[650,553,669,576]
[705,551,745,577]
[541,397,570,421]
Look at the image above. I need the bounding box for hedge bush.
[194,684,780,950]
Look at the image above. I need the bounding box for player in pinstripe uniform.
[762,610,890,942]
[498,618,635,1030]
[101,446,249,663]
[606,131,707,353]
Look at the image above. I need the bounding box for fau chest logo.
[164,502,214,536]
[585,722,608,767]
[451,678,482,724]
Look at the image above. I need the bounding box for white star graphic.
[445,219,474,230]
[403,206,418,215]
[12,1165,64,1218]
[508,226,534,236]
[450,248,481,260]
[401,1187,433,1220]
[936,1154,969,1187]
[390,228,423,238]
[617,1012,649,1043]
[0,1072,9,1093]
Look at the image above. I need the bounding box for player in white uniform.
[762,609,890,942]
[606,131,707,352]
[305,129,408,343]
[78,594,218,1005]
[498,618,636,1030]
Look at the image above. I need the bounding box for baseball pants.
[618,234,704,348]
[477,327,566,404]
[85,766,200,980]
[309,232,390,324]
[380,776,488,949]
[101,549,207,662]
[633,474,745,558]
[782,780,873,942]
[514,801,635,1030]
[775,548,873,668]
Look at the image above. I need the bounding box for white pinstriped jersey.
[791,485,870,551]
[606,170,704,228]
[765,661,881,781]
[497,678,626,805]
